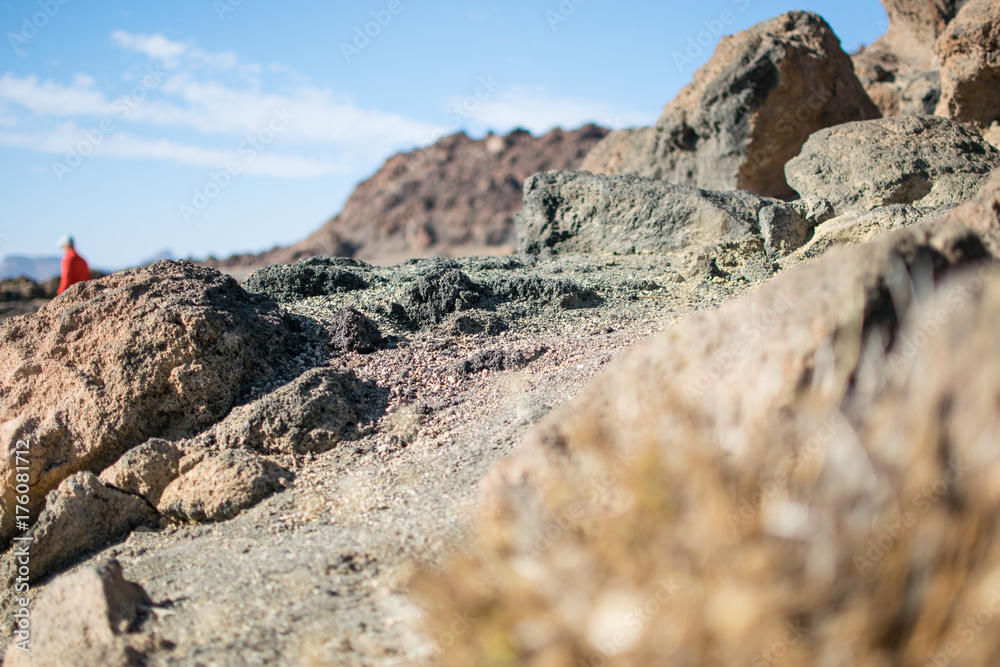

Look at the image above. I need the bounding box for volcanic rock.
[0,260,305,548]
[581,11,879,199]
[423,172,1000,666]
[786,115,1000,212]
[156,450,292,523]
[935,0,1000,130]
[516,170,834,257]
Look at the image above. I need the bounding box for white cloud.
[458,85,653,135]
[0,123,351,178]
[111,30,237,72]
[111,31,188,61]
[0,72,110,116]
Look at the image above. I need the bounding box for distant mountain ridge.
[0,255,62,282]
[204,124,610,267]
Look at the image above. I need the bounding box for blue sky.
[0,0,888,269]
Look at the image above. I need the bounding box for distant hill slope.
[206,125,609,267]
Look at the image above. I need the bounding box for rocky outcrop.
[851,0,970,116]
[935,0,1000,129]
[0,260,307,548]
[581,11,879,199]
[4,560,154,666]
[157,450,292,523]
[423,171,1000,666]
[205,126,609,267]
[786,115,1000,212]
[516,170,835,257]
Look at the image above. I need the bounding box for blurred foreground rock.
[420,173,1000,665]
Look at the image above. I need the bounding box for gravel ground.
[6,251,765,665]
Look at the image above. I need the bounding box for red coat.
[57,249,90,294]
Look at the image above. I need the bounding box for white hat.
[56,234,74,248]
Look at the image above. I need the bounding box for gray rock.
[457,345,549,375]
[516,170,832,258]
[787,204,956,261]
[581,11,879,199]
[2,472,158,585]
[3,559,154,667]
[330,307,385,354]
[396,268,488,328]
[157,450,292,523]
[242,257,371,302]
[481,275,600,309]
[786,115,1000,212]
[202,367,376,456]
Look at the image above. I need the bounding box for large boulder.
[786,115,1000,212]
[0,260,306,548]
[4,560,154,666]
[935,0,1000,130]
[421,172,1000,665]
[516,170,834,257]
[581,11,879,199]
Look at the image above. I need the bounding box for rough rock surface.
[157,450,292,523]
[786,115,1000,212]
[4,560,154,667]
[935,0,1000,129]
[98,439,190,507]
[194,366,381,456]
[2,472,158,585]
[517,170,834,257]
[330,307,386,354]
[423,172,1000,666]
[0,260,306,548]
[785,203,956,261]
[241,257,370,302]
[582,11,879,199]
[204,125,609,266]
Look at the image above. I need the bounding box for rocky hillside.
[4,2,1000,666]
[207,125,609,267]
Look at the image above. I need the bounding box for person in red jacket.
[56,235,91,295]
